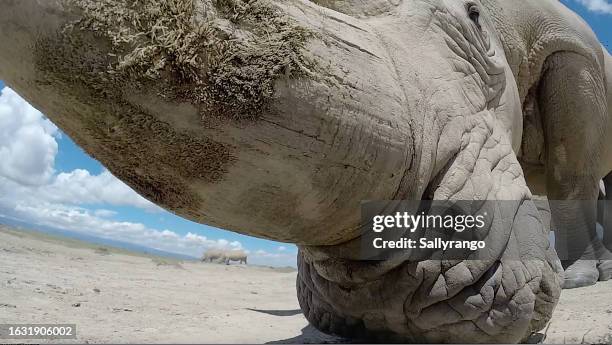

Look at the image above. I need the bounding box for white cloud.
[250,249,297,267]
[93,209,117,218]
[0,88,58,185]
[40,169,161,212]
[183,232,242,250]
[0,162,242,260]
[4,200,243,258]
[277,246,286,251]
[576,0,612,14]
[1,177,297,264]
[0,87,159,212]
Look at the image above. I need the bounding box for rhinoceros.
[1,0,611,342]
[223,250,248,265]
[201,249,226,263]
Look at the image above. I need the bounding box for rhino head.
[0,0,561,342]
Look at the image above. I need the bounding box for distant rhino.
[223,250,247,265]
[201,249,225,263]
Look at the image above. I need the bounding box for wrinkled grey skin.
[1,0,611,342]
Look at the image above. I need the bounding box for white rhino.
[201,249,225,263]
[1,0,611,342]
[223,250,248,265]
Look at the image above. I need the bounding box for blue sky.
[0,0,610,267]
[560,0,612,49]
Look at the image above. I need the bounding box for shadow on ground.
[267,325,348,344]
[245,308,347,344]
[246,308,302,317]
[525,332,546,344]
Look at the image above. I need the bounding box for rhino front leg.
[539,52,612,288]
[599,173,612,281]
[297,110,562,343]
[297,199,561,343]
[603,52,612,259]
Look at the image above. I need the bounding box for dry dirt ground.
[1,226,611,344]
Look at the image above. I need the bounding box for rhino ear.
[308,0,401,17]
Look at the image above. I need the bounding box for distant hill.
[0,216,198,261]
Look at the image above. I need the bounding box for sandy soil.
[542,280,612,344]
[1,226,611,344]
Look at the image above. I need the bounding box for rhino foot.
[562,236,612,288]
[561,260,599,289]
[295,200,563,342]
[596,243,612,281]
[563,234,612,289]
[297,197,563,344]
[297,252,561,343]
[598,260,612,281]
[562,258,612,287]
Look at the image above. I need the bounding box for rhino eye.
[467,4,481,28]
